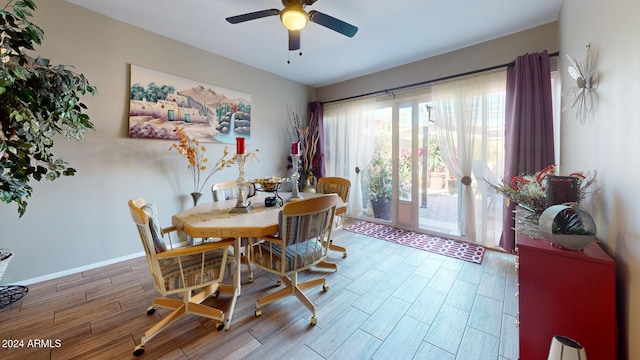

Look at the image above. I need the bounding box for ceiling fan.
[226,0,358,51]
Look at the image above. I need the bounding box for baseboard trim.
[16,251,146,286]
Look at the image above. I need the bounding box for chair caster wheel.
[322,284,329,291]
[276,279,282,286]
[310,316,317,325]
[255,308,262,317]
[213,290,220,298]
[146,306,156,315]
[133,345,145,356]
[248,276,254,283]
[342,253,347,258]
[215,322,225,331]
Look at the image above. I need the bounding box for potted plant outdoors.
[1,0,97,217]
[427,135,446,190]
[367,140,392,220]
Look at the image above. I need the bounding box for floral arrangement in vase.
[287,106,321,186]
[484,165,597,214]
[169,126,258,202]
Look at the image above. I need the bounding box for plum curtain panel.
[323,98,376,218]
[431,70,507,245]
[500,50,555,253]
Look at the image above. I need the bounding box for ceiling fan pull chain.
[287,51,303,64]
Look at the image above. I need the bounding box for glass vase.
[288,154,303,201]
[230,154,253,213]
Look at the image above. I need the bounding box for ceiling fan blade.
[289,30,300,51]
[226,9,280,24]
[308,10,358,37]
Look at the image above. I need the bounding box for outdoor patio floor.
[419,192,459,235]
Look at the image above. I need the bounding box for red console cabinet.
[516,233,616,360]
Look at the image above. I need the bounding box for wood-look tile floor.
[0,227,518,360]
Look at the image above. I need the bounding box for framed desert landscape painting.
[128,64,252,143]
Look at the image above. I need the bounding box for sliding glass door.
[416,102,460,236]
[361,106,393,221]
[359,100,460,238]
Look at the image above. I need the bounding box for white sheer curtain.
[323,98,376,217]
[431,70,506,245]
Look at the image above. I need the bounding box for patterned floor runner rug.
[344,221,485,264]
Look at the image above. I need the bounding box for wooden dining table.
[171,191,345,330]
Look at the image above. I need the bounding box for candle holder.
[230,153,253,213]
[288,154,303,201]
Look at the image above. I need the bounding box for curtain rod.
[322,51,559,105]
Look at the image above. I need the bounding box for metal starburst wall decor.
[563,43,599,124]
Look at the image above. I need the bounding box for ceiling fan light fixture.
[281,7,308,31]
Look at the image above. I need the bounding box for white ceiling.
[65,0,563,88]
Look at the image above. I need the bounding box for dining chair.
[211,180,257,282]
[316,177,351,270]
[211,180,239,202]
[128,198,236,356]
[252,194,339,325]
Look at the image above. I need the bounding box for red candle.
[236,137,246,155]
[291,141,300,155]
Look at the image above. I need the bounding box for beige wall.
[316,22,558,103]
[559,0,640,358]
[0,0,313,283]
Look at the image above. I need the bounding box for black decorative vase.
[190,192,202,207]
[546,176,579,207]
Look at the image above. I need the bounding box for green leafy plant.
[0,0,96,216]
[398,147,424,199]
[367,137,392,202]
[427,135,445,173]
[552,208,594,235]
